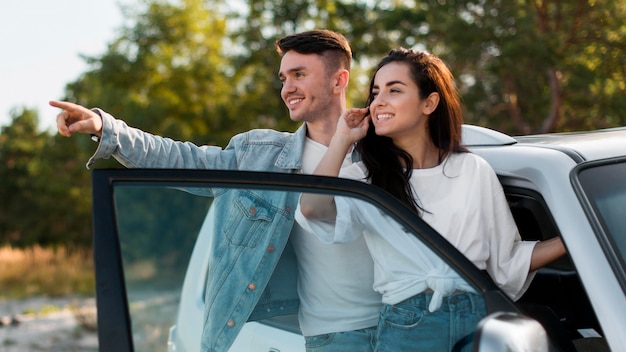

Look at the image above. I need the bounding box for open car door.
[91,168,550,352]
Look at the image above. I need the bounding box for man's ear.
[334,69,350,93]
[423,92,440,115]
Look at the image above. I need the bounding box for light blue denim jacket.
[89,110,353,352]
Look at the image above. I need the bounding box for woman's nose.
[371,94,385,107]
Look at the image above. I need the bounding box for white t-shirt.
[292,137,382,336]
[296,152,536,312]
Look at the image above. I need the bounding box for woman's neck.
[395,136,441,169]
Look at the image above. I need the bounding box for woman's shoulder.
[449,151,491,169]
[445,152,497,181]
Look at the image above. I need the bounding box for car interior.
[504,185,608,351]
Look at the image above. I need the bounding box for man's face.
[278,51,336,123]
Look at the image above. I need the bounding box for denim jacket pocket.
[224,191,276,247]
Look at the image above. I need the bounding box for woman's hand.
[334,107,369,146]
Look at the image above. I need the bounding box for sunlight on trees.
[1,0,624,248]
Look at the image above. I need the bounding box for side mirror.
[474,312,548,352]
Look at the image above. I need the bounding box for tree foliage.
[67,0,232,146]
[0,108,92,247]
[0,0,624,248]
[410,0,626,133]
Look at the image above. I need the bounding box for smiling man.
[51,30,382,352]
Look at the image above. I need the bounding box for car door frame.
[91,168,525,352]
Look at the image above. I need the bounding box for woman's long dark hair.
[356,48,467,214]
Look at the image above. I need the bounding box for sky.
[0,0,132,132]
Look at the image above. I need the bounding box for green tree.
[66,0,232,147]
[0,107,45,245]
[418,0,626,133]
[0,108,92,247]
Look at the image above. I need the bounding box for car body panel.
[471,144,626,352]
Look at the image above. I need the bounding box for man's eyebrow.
[278,66,307,78]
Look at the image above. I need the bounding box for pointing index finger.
[49,100,80,112]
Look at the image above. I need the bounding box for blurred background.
[0,0,624,349]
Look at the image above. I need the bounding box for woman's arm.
[529,237,567,271]
[299,108,369,221]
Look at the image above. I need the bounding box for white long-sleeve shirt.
[296,152,537,311]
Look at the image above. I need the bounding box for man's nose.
[282,79,296,94]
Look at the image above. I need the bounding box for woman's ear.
[423,92,440,115]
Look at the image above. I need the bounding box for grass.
[0,245,95,300]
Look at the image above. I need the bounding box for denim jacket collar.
[275,124,308,171]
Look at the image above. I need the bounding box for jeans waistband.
[398,291,483,312]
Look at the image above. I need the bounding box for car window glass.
[575,160,626,276]
[113,185,211,350]
[110,181,487,351]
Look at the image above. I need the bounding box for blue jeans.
[375,292,486,352]
[305,327,376,352]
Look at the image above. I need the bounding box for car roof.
[463,125,626,162]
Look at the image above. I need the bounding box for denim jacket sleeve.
[87,109,307,174]
[86,109,239,170]
[86,109,308,352]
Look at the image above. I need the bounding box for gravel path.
[0,290,182,351]
[0,296,98,352]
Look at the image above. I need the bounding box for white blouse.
[296,152,537,311]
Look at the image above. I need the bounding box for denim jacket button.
[249,206,257,215]
[227,320,235,327]
[267,245,275,252]
[248,283,257,290]
[285,205,291,212]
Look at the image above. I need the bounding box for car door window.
[92,169,522,352]
[113,185,211,350]
[573,158,626,291]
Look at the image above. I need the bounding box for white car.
[91,124,626,352]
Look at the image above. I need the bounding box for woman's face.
[369,62,433,141]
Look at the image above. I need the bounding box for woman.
[296,48,566,351]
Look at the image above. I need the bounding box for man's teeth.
[377,114,393,120]
[289,99,303,105]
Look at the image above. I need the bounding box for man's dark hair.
[276,29,352,74]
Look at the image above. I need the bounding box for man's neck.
[305,110,345,146]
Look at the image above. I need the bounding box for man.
[51,30,382,352]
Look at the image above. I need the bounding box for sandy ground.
[0,296,98,352]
